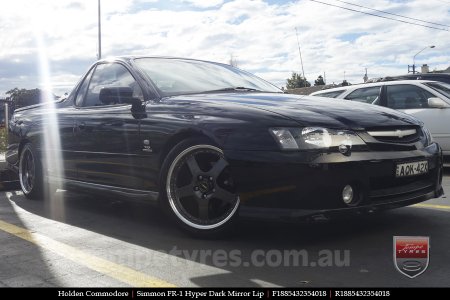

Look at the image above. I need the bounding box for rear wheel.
[19,143,44,200]
[161,138,240,238]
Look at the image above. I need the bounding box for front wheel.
[161,139,240,238]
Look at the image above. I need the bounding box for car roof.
[97,55,227,66]
[312,80,438,94]
[388,73,450,79]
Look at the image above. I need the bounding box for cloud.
[180,0,225,8]
[0,0,449,96]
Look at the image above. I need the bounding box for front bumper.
[225,143,444,221]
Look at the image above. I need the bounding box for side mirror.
[99,87,133,104]
[99,87,144,111]
[428,97,448,109]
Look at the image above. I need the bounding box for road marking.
[0,219,175,287]
[412,203,450,210]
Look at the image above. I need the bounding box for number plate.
[396,161,428,177]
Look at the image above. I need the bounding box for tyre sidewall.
[19,143,44,200]
[159,137,239,238]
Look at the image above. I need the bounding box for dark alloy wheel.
[163,140,239,237]
[19,143,44,200]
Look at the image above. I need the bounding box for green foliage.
[0,127,7,153]
[286,72,311,89]
[314,75,325,86]
[6,88,55,109]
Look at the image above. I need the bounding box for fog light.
[342,185,354,204]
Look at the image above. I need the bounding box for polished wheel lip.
[166,144,240,230]
[19,148,35,195]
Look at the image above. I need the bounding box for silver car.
[311,80,450,159]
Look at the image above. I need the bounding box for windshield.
[424,82,450,99]
[134,58,281,96]
[314,90,346,98]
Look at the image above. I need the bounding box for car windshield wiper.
[203,87,263,93]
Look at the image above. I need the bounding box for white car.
[311,80,450,159]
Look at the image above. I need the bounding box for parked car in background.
[379,73,450,85]
[7,57,444,237]
[311,80,450,159]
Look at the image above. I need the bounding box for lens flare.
[34,29,65,220]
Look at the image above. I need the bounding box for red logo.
[393,236,429,278]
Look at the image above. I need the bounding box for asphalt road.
[0,170,449,287]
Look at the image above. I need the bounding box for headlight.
[270,127,366,151]
[270,128,299,150]
[421,126,433,146]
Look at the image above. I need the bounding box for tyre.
[160,138,240,238]
[19,143,44,200]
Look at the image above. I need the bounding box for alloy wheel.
[19,148,36,194]
[166,145,239,230]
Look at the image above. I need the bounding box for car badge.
[393,236,429,278]
[143,139,152,152]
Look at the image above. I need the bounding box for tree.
[286,72,311,89]
[341,80,350,86]
[6,88,56,109]
[314,75,325,86]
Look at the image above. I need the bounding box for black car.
[7,57,444,237]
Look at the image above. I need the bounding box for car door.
[384,84,450,153]
[38,104,78,182]
[73,62,146,189]
[46,67,95,181]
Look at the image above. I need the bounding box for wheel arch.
[18,139,32,158]
[158,128,221,169]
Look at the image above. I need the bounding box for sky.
[0,0,449,97]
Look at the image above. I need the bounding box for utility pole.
[295,27,305,79]
[98,0,102,60]
[409,45,435,74]
[363,68,368,82]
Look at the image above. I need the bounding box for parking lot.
[0,169,448,287]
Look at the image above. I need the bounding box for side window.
[75,67,94,107]
[425,82,450,99]
[82,63,144,107]
[344,87,381,104]
[386,85,434,109]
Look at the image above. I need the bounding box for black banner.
[0,287,447,299]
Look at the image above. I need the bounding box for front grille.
[367,126,421,143]
[370,175,432,194]
[368,166,436,203]
[358,126,425,151]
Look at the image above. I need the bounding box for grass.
[0,127,7,153]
